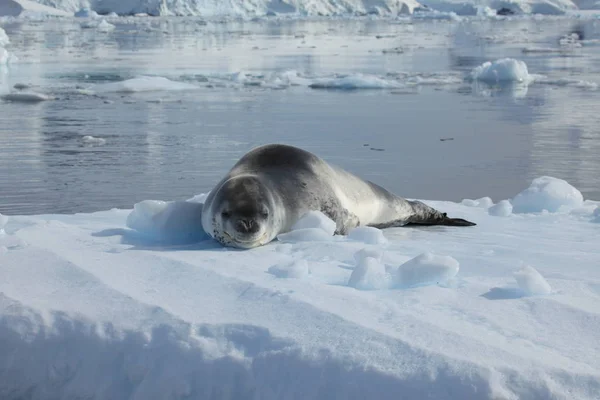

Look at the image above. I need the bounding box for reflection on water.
[1,18,600,215]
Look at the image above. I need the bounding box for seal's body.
[201,144,475,248]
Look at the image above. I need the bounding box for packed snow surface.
[2,175,600,399]
[512,176,584,213]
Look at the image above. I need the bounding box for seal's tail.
[406,200,476,227]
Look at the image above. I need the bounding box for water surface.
[1,17,599,214]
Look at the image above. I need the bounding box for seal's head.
[210,175,279,249]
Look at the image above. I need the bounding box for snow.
[488,200,513,217]
[512,176,584,214]
[461,196,493,208]
[290,211,336,236]
[0,0,71,17]
[277,228,335,243]
[96,76,200,93]
[513,266,553,295]
[395,252,460,288]
[74,7,98,17]
[470,58,533,85]
[1,176,600,398]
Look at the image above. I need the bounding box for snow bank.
[0,0,71,17]
[395,252,460,288]
[512,176,584,214]
[470,58,532,85]
[2,178,600,399]
[488,200,513,217]
[514,266,552,295]
[96,76,199,93]
[291,211,336,236]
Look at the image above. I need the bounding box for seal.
[201,144,475,249]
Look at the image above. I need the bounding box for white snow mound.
[126,199,207,243]
[470,58,532,84]
[592,207,600,223]
[514,265,552,295]
[489,200,513,217]
[396,252,459,288]
[268,259,311,279]
[348,256,390,290]
[347,226,388,245]
[512,176,584,214]
[461,197,493,208]
[291,211,336,236]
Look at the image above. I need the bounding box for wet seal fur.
[201,144,475,249]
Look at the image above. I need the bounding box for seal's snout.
[235,218,259,234]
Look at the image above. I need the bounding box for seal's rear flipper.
[406,201,476,227]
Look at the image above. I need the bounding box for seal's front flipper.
[436,216,476,226]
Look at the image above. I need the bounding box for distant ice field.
[1,17,600,214]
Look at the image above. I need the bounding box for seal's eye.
[260,209,269,218]
[221,211,231,218]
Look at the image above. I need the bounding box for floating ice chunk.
[81,19,115,32]
[268,259,310,279]
[591,207,600,223]
[353,248,384,263]
[126,199,207,243]
[74,8,99,18]
[470,58,532,84]
[0,28,9,47]
[461,197,493,208]
[489,200,513,217]
[396,252,459,288]
[514,266,552,295]
[348,257,390,290]
[1,92,52,102]
[81,135,106,145]
[291,211,336,236]
[97,76,199,93]
[309,74,402,90]
[512,176,584,214]
[347,226,388,245]
[277,228,333,244]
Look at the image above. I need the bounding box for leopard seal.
[201,144,475,249]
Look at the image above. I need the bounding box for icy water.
[1,16,600,215]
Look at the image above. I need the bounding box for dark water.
[1,17,599,215]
